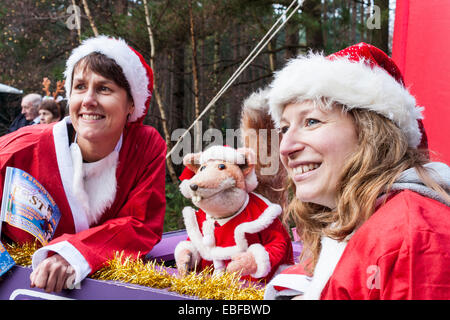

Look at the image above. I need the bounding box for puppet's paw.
[175,248,192,276]
[226,251,257,276]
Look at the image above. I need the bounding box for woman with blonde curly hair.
[264,43,450,300]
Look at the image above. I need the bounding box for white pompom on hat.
[64,35,154,123]
[268,42,426,149]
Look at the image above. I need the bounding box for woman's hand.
[30,254,75,293]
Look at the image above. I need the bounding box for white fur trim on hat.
[268,52,424,148]
[64,35,151,122]
[199,145,246,165]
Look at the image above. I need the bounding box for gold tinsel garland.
[5,242,39,266]
[5,243,265,300]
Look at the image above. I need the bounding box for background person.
[7,93,42,132]
[0,35,166,293]
[21,93,41,124]
[38,98,62,124]
[264,43,450,300]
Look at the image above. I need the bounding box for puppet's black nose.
[190,184,198,191]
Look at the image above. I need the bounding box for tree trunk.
[285,17,300,59]
[302,0,324,50]
[114,0,128,15]
[360,0,366,42]
[322,0,328,51]
[372,0,390,54]
[351,0,357,43]
[208,31,220,129]
[267,40,276,73]
[143,0,178,184]
[71,0,82,44]
[188,0,201,152]
[81,0,99,36]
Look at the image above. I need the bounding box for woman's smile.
[78,113,105,121]
[291,162,321,181]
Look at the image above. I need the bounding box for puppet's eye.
[200,166,206,171]
[218,164,226,170]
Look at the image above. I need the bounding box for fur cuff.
[247,243,271,279]
[174,240,201,270]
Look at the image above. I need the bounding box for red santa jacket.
[175,192,294,283]
[0,120,166,274]
[266,190,450,299]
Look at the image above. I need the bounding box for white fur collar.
[70,142,120,226]
[182,193,282,263]
[53,117,121,230]
[301,236,349,300]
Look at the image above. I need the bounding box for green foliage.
[164,182,192,232]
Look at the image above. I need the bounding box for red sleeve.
[259,218,294,269]
[49,134,167,274]
[364,192,450,300]
[322,191,450,300]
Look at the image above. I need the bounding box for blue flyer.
[0,167,61,246]
[0,241,15,277]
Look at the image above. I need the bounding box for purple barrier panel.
[0,265,194,300]
[1,231,303,300]
[146,229,187,262]
[292,241,303,261]
[147,229,303,263]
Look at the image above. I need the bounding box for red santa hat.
[64,35,154,123]
[268,42,426,148]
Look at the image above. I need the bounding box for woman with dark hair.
[38,98,62,124]
[0,36,166,293]
[264,43,450,300]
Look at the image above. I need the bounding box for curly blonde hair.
[284,104,449,273]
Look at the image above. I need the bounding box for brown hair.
[240,93,289,212]
[284,105,450,272]
[71,52,132,101]
[39,99,61,121]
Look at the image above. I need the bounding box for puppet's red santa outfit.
[0,36,166,286]
[175,146,294,283]
[264,43,450,299]
[177,192,293,283]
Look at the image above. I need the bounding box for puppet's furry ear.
[237,147,258,193]
[183,152,202,173]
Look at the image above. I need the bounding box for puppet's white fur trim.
[174,240,201,269]
[201,218,216,247]
[244,169,258,193]
[64,35,150,122]
[182,193,282,265]
[268,53,423,147]
[248,243,271,278]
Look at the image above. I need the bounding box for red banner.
[392,0,450,164]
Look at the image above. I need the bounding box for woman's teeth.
[293,163,320,175]
[81,114,103,120]
[192,195,202,203]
